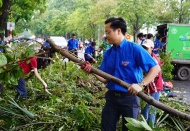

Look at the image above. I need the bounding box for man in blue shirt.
[84,42,96,63]
[82,17,160,130]
[67,34,79,57]
[0,37,4,53]
[153,35,162,55]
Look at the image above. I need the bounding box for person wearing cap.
[81,17,160,131]
[141,39,164,127]
[84,41,97,63]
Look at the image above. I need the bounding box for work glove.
[128,84,143,96]
[81,61,92,72]
[42,82,52,95]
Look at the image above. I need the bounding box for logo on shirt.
[122,61,129,66]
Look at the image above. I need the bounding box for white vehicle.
[50,36,67,48]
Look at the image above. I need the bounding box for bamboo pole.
[47,38,190,121]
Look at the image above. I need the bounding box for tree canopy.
[1,0,190,42]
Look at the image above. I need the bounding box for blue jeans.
[15,78,27,99]
[101,90,140,131]
[141,91,161,127]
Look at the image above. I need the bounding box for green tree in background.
[156,0,190,24]
[0,0,47,39]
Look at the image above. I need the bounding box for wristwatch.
[138,81,146,90]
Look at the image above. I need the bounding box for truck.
[157,24,190,80]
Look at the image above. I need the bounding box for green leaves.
[125,116,152,131]
[0,53,7,66]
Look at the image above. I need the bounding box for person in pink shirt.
[141,39,164,127]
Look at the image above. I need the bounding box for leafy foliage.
[160,52,174,80]
[0,42,38,86]
[0,60,105,130]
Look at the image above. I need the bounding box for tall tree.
[117,0,157,42]
[155,0,190,24]
[0,0,47,39]
[0,0,12,39]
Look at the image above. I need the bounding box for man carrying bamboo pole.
[82,17,161,131]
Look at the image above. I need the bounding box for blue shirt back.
[43,41,50,47]
[67,39,78,50]
[100,38,157,92]
[154,39,161,54]
[84,46,95,60]
[0,41,4,53]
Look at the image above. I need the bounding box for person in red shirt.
[141,39,164,127]
[16,57,48,99]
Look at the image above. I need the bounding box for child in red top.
[16,57,47,99]
[141,39,164,127]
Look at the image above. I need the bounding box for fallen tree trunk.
[47,38,190,121]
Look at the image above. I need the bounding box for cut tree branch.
[47,38,190,121]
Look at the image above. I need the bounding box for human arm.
[81,61,107,83]
[87,54,96,62]
[33,68,47,88]
[139,65,161,86]
[128,65,161,95]
[93,74,107,84]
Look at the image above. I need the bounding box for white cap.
[142,39,154,48]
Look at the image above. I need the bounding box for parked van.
[50,36,67,49]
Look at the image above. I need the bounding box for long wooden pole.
[47,38,190,121]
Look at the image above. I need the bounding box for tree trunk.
[47,38,190,121]
[0,0,12,39]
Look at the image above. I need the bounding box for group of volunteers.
[137,32,166,56]
[67,34,97,63]
[0,16,165,130]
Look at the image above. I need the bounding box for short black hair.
[156,34,161,40]
[91,42,96,46]
[72,34,76,36]
[137,33,143,38]
[147,33,153,39]
[105,17,127,35]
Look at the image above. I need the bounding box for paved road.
[169,78,190,105]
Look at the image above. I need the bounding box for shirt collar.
[113,38,127,49]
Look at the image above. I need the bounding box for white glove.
[128,84,143,96]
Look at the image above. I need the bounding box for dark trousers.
[101,90,140,131]
[15,78,27,99]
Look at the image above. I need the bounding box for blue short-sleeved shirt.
[84,46,95,60]
[154,39,161,54]
[0,41,4,52]
[100,38,157,92]
[43,41,50,47]
[67,39,78,50]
